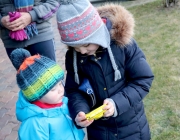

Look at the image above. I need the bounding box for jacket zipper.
[92,53,109,100]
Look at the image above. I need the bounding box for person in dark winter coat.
[56,0,154,140]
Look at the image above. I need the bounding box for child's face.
[74,44,99,55]
[39,81,64,104]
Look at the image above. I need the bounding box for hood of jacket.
[97,4,135,46]
[16,91,68,122]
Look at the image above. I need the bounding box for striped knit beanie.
[10,49,64,102]
[57,0,121,84]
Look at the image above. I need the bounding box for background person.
[0,0,60,63]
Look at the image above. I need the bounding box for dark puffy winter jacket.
[65,4,154,140]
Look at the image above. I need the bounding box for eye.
[84,44,90,47]
[60,80,65,86]
[51,88,56,91]
[59,82,62,86]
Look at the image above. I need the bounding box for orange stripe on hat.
[18,55,40,73]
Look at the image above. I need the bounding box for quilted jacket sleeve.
[29,0,60,23]
[111,39,154,115]
[65,50,90,123]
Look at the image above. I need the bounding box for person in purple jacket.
[56,0,154,140]
[0,0,60,63]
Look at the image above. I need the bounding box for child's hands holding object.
[103,99,115,117]
[75,112,94,127]
[75,105,105,128]
[75,105,106,127]
[75,99,115,127]
[85,105,106,121]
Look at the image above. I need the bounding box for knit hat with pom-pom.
[10,48,64,102]
[56,0,121,84]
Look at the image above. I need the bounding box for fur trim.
[97,4,135,46]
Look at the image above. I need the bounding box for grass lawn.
[127,0,180,139]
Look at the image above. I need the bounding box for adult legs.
[26,39,56,61]
[5,39,56,62]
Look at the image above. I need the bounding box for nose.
[79,48,87,54]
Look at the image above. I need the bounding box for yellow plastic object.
[85,105,106,120]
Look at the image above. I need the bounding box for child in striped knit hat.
[10,48,84,140]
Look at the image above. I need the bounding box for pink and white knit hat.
[57,0,121,84]
[57,0,110,48]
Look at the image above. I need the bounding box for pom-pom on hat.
[57,0,121,84]
[10,49,64,102]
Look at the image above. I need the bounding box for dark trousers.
[5,39,56,62]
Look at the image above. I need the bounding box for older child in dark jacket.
[56,0,154,140]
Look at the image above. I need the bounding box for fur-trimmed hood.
[97,4,135,46]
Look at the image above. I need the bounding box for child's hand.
[75,111,94,127]
[103,99,115,117]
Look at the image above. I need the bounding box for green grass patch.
[127,1,180,139]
